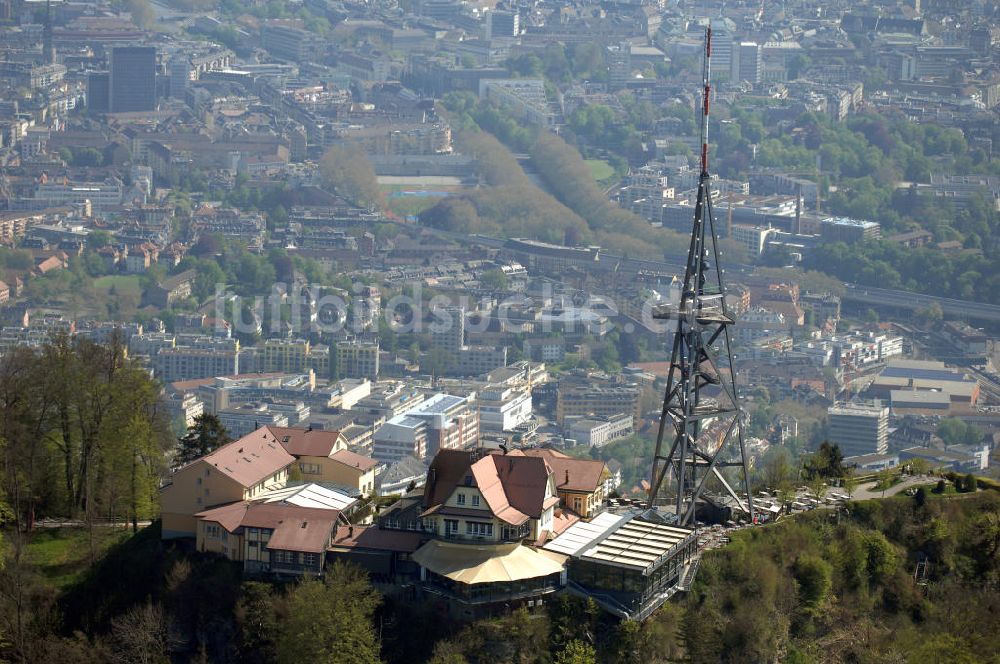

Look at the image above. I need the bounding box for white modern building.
[475,385,533,432]
[566,413,634,447]
[827,401,889,457]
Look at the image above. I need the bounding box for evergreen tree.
[176,414,232,466]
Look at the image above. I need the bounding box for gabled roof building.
[161,427,295,539]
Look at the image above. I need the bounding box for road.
[850,474,934,501]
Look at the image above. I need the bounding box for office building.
[735,42,762,84]
[827,401,889,456]
[486,10,519,39]
[474,385,533,432]
[566,413,634,447]
[555,383,642,425]
[819,217,880,244]
[109,46,157,113]
[87,71,110,112]
[431,305,464,352]
[608,42,631,90]
[372,392,479,461]
[169,55,191,98]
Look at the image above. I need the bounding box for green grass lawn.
[585,159,615,183]
[93,274,143,296]
[22,527,129,589]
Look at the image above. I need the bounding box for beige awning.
[413,540,566,585]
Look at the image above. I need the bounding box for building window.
[472,494,480,507]
[445,519,459,536]
[456,493,466,506]
[303,553,319,567]
[466,521,494,537]
[300,462,322,475]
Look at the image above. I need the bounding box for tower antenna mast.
[647,27,754,526]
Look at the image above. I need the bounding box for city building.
[899,445,990,473]
[485,10,519,39]
[336,339,380,380]
[152,345,240,382]
[373,393,479,462]
[735,41,763,84]
[431,305,464,352]
[565,413,634,447]
[217,401,309,438]
[827,401,889,457]
[109,46,157,113]
[87,71,110,112]
[819,217,880,244]
[474,384,533,433]
[556,382,641,425]
[867,360,979,413]
[373,414,428,462]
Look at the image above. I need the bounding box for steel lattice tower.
[647,28,754,526]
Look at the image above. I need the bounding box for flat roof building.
[110,46,156,113]
[827,401,889,456]
[545,511,697,621]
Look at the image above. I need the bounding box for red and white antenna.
[699,26,713,176]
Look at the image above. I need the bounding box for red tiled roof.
[196,502,339,537]
[519,448,608,493]
[422,449,556,526]
[268,426,345,458]
[492,452,552,520]
[199,427,295,488]
[266,513,338,554]
[471,455,529,525]
[330,448,377,472]
[194,501,249,532]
